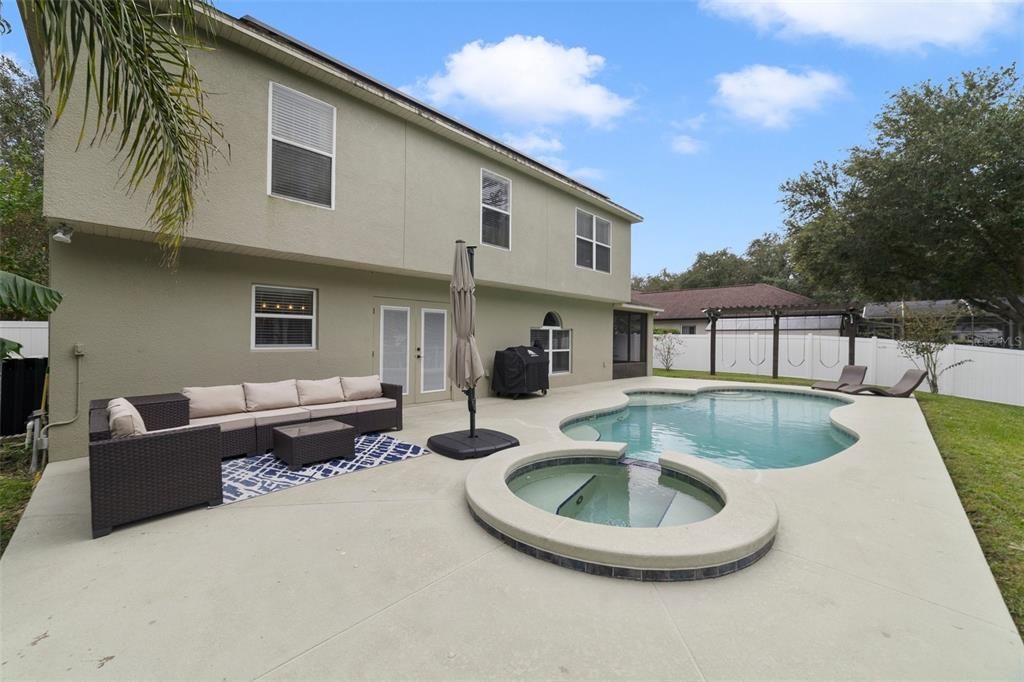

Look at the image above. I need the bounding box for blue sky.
[3,1,1022,276]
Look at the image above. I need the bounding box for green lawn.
[656,368,1024,635]
[0,437,35,557]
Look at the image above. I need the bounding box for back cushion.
[296,377,345,405]
[243,379,300,411]
[341,375,383,401]
[107,398,148,437]
[183,384,246,418]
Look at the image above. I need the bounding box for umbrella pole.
[466,245,477,438]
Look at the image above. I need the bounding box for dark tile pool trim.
[469,505,774,582]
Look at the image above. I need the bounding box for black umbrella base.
[427,429,520,460]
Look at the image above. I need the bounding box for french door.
[376,300,451,403]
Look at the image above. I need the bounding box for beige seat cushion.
[296,377,345,405]
[189,413,256,432]
[243,380,300,411]
[341,375,383,401]
[183,384,246,419]
[351,397,398,413]
[248,406,310,427]
[301,401,359,420]
[107,398,147,437]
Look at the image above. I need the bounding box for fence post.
[772,312,780,379]
[709,317,717,375]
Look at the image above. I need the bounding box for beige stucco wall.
[42,39,634,304]
[48,234,616,460]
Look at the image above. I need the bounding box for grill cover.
[491,346,549,396]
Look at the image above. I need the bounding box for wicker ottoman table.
[272,420,356,471]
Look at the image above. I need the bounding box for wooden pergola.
[703,304,862,378]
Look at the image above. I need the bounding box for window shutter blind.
[481,171,510,211]
[254,286,315,315]
[271,84,334,154]
[269,83,334,207]
[271,141,333,206]
[253,285,316,348]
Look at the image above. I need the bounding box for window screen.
[269,83,335,207]
[531,327,571,375]
[252,285,316,348]
[575,209,611,273]
[481,170,511,249]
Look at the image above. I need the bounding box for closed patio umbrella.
[449,241,485,400]
[427,240,519,459]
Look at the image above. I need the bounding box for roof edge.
[225,13,644,223]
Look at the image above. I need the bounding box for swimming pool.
[562,390,856,469]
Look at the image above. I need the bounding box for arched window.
[530,312,571,375]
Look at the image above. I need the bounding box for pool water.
[562,390,855,469]
[508,462,722,528]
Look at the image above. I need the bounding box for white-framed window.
[268,82,336,209]
[575,208,611,273]
[530,326,572,375]
[251,285,317,349]
[681,325,696,335]
[481,169,511,249]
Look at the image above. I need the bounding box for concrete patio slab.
[2,376,1021,680]
[263,547,705,681]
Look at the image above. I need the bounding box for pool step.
[510,473,594,514]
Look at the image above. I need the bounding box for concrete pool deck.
[2,376,1021,680]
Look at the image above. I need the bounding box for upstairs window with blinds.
[481,169,511,249]
[575,209,611,273]
[268,83,335,208]
[252,285,317,349]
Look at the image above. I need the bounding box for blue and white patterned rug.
[221,433,429,504]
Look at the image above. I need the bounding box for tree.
[0,56,48,295]
[896,303,971,394]
[782,65,1024,328]
[1,0,227,263]
[633,249,753,291]
[653,332,681,371]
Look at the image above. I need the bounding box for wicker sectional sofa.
[87,377,402,538]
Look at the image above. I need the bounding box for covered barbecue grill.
[491,345,549,398]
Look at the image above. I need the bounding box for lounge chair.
[839,369,928,397]
[811,365,867,392]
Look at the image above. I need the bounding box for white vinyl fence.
[0,321,48,358]
[654,333,1024,407]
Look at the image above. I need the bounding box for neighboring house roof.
[631,284,817,320]
[19,6,641,224]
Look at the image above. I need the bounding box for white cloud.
[501,132,564,154]
[671,134,702,155]
[701,0,1022,51]
[714,65,844,129]
[414,35,632,126]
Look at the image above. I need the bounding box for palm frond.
[20,0,226,265]
[0,270,62,318]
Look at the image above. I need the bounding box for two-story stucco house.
[23,11,652,461]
